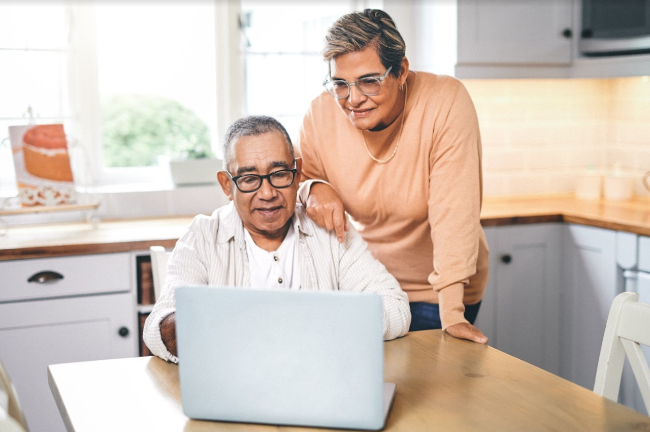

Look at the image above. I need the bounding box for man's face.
[217,131,301,241]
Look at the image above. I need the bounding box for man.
[143,116,411,363]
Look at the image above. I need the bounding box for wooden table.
[48,330,650,431]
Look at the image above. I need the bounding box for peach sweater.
[297,72,489,329]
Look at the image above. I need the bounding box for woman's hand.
[306,183,348,243]
[445,322,488,344]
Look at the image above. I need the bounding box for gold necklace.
[361,81,408,164]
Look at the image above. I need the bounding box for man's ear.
[217,171,234,200]
[294,157,303,179]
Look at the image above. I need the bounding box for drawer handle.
[27,271,64,284]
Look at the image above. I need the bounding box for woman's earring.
[399,84,404,91]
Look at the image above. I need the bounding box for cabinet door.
[457,0,573,65]
[492,224,562,375]
[0,293,137,432]
[561,224,617,389]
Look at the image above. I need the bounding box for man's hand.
[306,183,348,243]
[160,312,177,357]
[445,322,488,344]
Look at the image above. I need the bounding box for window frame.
[70,2,244,187]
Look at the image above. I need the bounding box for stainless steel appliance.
[580,0,650,56]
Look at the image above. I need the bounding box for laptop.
[175,286,396,430]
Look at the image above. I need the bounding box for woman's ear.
[400,56,410,87]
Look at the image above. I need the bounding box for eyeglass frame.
[322,65,393,99]
[226,161,298,193]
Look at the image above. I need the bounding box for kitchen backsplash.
[464,76,650,198]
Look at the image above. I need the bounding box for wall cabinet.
[457,0,573,66]
[476,224,562,375]
[386,0,650,79]
[0,253,137,432]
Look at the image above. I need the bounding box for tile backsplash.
[464,76,650,198]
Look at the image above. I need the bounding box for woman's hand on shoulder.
[306,183,348,243]
[445,322,488,344]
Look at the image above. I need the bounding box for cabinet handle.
[27,271,64,284]
[118,327,129,337]
[500,254,512,264]
[562,28,572,39]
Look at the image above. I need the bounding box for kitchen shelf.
[0,201,99,216]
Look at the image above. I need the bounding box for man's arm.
[160,312,177,357]
[335,221,411,340]
[143,215,215,363]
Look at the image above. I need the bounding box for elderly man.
[143,115,410,363]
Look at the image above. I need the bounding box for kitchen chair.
[593,292,650,413]
[0,360,28,432]
[149,246,171,301]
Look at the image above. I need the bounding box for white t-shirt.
[244,223,301,289]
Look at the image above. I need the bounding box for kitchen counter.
[1,194,649,261]
[481,194,650,236]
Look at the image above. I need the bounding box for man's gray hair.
[223,115,294,170]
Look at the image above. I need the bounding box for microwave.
[580,0,650,56]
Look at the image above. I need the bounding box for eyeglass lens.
[236,170,295,192]
[327,77,381,98]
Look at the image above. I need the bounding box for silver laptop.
[175,286,396,430]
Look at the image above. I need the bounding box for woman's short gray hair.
[323,9,405,78]
[223,116,294,170]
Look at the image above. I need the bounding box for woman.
[297,9,489,343]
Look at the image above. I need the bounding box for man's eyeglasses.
[323,66,392,99]
[227,163,297,193]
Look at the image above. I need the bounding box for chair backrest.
[0,360,28,432]
[594,292,650,413]
[149,246,171,301]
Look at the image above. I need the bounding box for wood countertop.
[1,194,649,261]
[481,194,650,236]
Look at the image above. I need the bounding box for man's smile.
[254,205,283,215]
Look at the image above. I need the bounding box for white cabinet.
[476,224,562,375]
[560,224,617,389]
[0,253,138,432]
[385,0,575,79]
[457,0,573,65]
[386,0,650,79]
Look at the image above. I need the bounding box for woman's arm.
[428,80,487,344]
[297,107,348,243]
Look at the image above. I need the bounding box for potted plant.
[101,94,221,185]
[168,147,221,186]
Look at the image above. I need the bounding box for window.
[241,1,381,142]
[91,2,218,184]
[0,2,72,193]
[1,1,383,196]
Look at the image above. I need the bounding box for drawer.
[0,253,132,302]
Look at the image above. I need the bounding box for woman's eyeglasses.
[323,66,392,99]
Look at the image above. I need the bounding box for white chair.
[149,246,171,301]
[593,292,650,413]
[0,360,28,432]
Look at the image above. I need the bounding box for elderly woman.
[298,9,489,343]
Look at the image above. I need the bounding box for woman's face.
[329,46,408,132]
